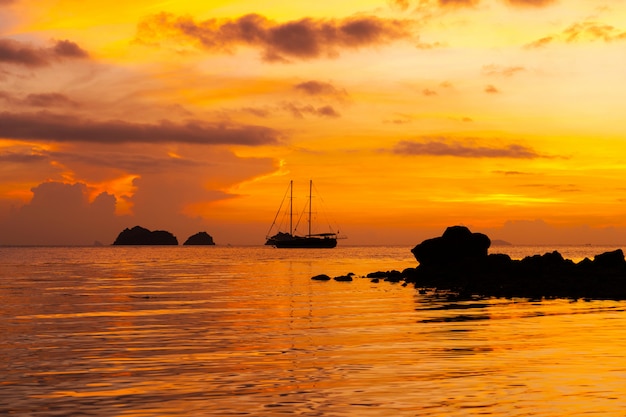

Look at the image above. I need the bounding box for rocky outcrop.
[411,225,490,267]
[113,226,178,245]
[183,232,215,245]
[313,225,626,300]
[406,227,626,299]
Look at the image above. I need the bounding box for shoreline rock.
[313,225,626,300]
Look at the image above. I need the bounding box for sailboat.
[265,180,339,248]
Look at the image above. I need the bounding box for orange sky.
[1,0,626,246]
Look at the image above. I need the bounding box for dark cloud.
[316,105,340,118]
[51,150,204,173]
[422,88,437,96]
[392,139,540,158]
[241,107,271,118]
[52,39,89,58]
[0,181,123,246]
[0,38,88,67]
[294,80,348,98]
[0,150,47,163]
[0,111,282,145]
[0,91,78,108]
[0,0,15,5]
[23,92,79,108]
[283,103,340,119]
[136,13,415,62]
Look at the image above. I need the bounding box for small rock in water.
[311,274,331,281]
[333,275,353,282]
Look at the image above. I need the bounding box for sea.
[2,244,626,416]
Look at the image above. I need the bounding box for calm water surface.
[1,245,626,416]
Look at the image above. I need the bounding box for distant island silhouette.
[314,225,626,300]
[112,226,217,246]
[183,232,215,245]
[113,226,178,245]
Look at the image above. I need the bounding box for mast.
[289,180,293,235]
[308,180,312,237]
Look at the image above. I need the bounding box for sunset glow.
[1,0,626,245]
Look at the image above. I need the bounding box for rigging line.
[266,182,292,238]
[312,181,339,233]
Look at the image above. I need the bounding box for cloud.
[136,13,415,62]
[397,0,555,9]
[438,0,480,7]
[0,91,79,109]
[51,149,205,173]
[0,0,16,5]
[390,0,410,11]
[482,64,525,77]
[563,21,626,43]
[241,107,271,118]
[505,0,555,6]
[392,138,541,158]
[294,80,348,98]
[0,181,124,245]
[525,21,626,48]
[484,84,500,94]
[316,105,341,118]
[52,39,89,58]
[0,38,88,67]
[524,36,553,49]
[0,111,282,145]
[22,92,78,108]
[0,150,48,163]
[422,88,437,96]
[283,103,341,118]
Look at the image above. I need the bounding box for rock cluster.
[313,225,626,300]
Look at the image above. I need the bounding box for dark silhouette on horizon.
[113,226,178,245]
[183,232,215,245]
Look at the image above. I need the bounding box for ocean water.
[1,245,626,416]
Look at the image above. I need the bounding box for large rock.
[113,226,178,245]
[183,232,215,245]
[405,227,626,299]
[411,225,490,267]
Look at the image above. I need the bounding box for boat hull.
[266,235,337,248]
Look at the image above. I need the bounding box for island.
[314,225,626,300]
[112,226,178,245]
[183,232,216,245]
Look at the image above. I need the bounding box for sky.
[1,0,626,246]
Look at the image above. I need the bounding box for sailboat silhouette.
[265,180,339,248]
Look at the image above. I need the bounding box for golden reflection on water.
[1,246,626,416]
